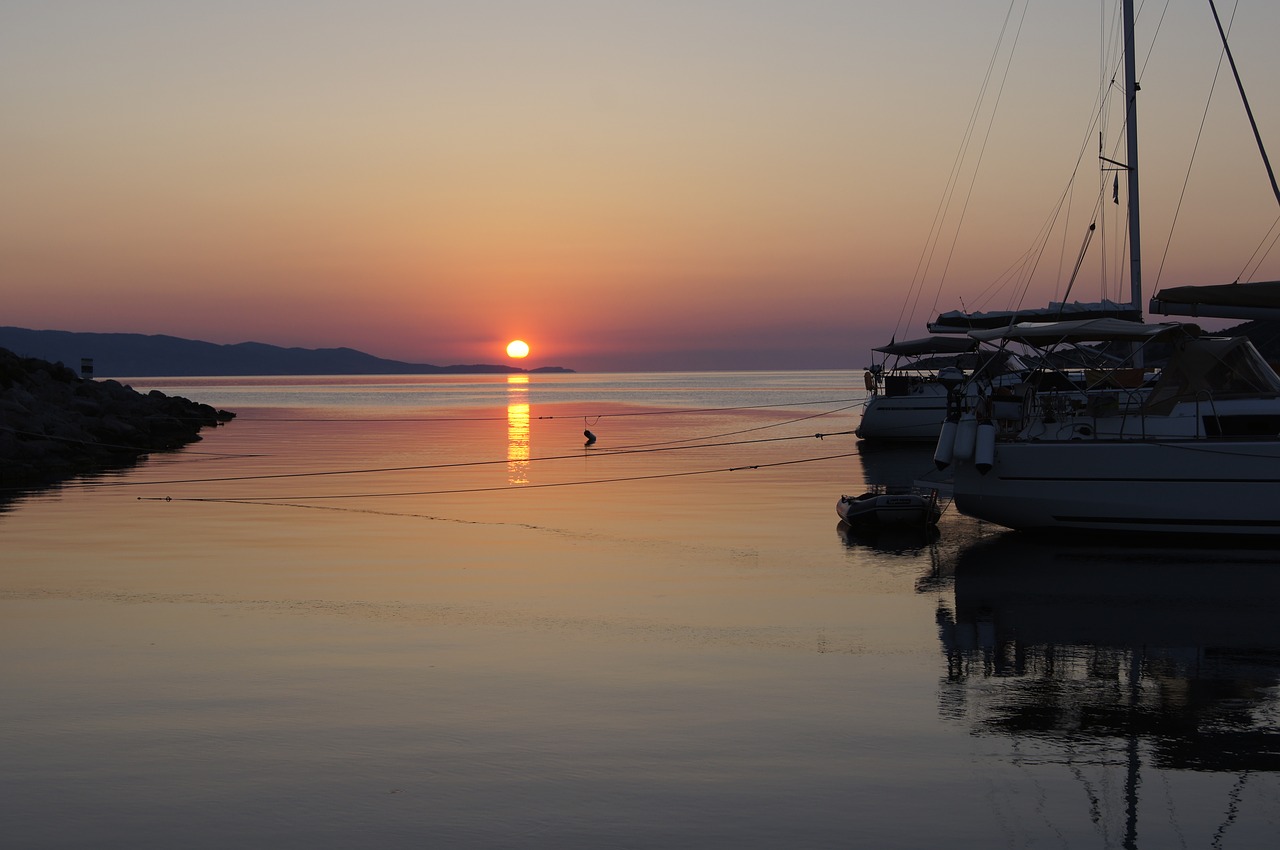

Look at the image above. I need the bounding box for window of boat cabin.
[1142,337,1280,414]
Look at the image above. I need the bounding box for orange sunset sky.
[4,1,1280,371]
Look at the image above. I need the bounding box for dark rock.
[0,346,235,487]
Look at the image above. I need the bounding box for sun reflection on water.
[507,375,530,484]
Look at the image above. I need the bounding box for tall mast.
[1122,0,1142,313]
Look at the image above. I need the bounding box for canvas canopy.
[1142,336,1280,413]
[872,336,979,356]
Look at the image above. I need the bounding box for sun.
[505,339,530,359]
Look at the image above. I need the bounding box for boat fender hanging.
[934,419,958,471]
[974,421,996,475]
[954,413,978,462]
[584,429,597,446]
[864,371,876,393]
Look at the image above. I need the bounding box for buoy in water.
[584,429,597,446]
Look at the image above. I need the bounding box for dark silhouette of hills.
[0,327,573,377]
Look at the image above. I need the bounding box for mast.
[1122,0,1142,314]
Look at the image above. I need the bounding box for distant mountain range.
[0,327,573,377]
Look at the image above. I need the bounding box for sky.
[4,1,1280,371]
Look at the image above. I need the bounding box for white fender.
[953,413,978,462]
[933,419,958,470]
[975,421,996,474]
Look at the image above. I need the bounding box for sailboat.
[857,309,1134,444]
[858,7,1145,446]
[856,335,1020,442]
[936,0,1280,537]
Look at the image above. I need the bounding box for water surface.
[4,372,1278,848]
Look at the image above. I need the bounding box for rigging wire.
[898,0,1187,327]
[984,109,1108,316]
[1023,0,1169,311]
[927,0,1031,323]
[1062,222,1098,303]
[929,0,1129,320]
[1134,0,1173,82]
[1058,0,1167,308]
[1237,215,1280,282]
[896,0,1022,340]
[1054,157,1082,305]
[1153,1,1233,290]
[1208,0,1280,282]
[1208,0,1280,209]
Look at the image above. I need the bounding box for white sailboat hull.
[857,385,950,442]
[953,439,1280,535]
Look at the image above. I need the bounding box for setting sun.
[506,339,530,359]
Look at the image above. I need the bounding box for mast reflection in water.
[506,375,530,485]
[934,534,1280,849]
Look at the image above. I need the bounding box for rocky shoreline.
[0,346,234,486]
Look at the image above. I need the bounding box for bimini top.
[872,336,979,356]
[968,318,1200,345]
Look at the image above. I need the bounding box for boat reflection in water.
[935,534,1280,847]
[836,519,940,558]
[855,442,945,491]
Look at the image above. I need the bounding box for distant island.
[0,327,574,378]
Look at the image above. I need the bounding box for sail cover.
[968,318,1199,345]
[929,299,1140,333]
[1149,281,1280,320]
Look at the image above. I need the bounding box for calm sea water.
[4,371,1279,848]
